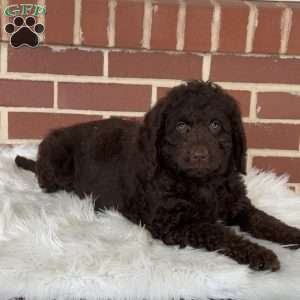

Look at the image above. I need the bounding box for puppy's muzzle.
[189,147,209,162]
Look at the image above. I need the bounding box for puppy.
[16,81,300,271]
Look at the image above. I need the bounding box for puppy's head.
[141,81,246,179]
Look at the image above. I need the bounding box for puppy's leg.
[36,129,74,193]
[236,202,300,249]
[149,199,280,271]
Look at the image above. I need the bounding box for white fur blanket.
[0,145,300,300]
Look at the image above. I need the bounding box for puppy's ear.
[231,104,247,174]
[139,98,169,179]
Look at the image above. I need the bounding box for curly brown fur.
[15,81,300,271]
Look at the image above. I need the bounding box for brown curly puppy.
[15,81,300,271]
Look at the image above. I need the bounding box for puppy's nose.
[190,148,209,162]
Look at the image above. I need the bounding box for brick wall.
[0,0,299,193]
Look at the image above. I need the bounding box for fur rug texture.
[0,145,300,300]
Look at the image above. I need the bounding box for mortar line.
[249,90,258,121]
[1,0,8,42]
[37,0,46,43]
[202,54,212,81]
[1,139,40,144]
[210,0,221,52]
[245,1,257,53]
[103,49,109,77]
[248,149,300,158]
[176,0,186,51]
[142,0,152,49]
[246,155,253,174]
[108,0,117,47]
[252,119,300,125]
[280,5,292,54]
[0,43,8,75]
[73,0,82,45]
[243,117,300,124]
[101,114,111,119]
[151,85,157,107]
[0,109,8,142]
[53,81,58,109]
[5,107,146,117]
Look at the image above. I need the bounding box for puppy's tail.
[15,155,36,173]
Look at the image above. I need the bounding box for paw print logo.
[5,16,44,48]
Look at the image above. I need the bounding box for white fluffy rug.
[0,145,300,300]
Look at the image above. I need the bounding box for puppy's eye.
[176,122,191,134]
[209,120,222,133]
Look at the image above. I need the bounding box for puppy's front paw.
[248,248,280,271]
[287,232,300,249]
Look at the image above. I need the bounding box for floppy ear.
[231,104,247,174]
[139,98,169,179]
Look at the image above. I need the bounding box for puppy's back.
[34,118,140,198]
[69,118,141,209]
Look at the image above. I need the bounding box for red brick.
[115,0,144,48]
[252,4,283,54]
[253,156,300,183]
[150,2,178,50]
[226,90,251,117]
[58,83,151,112]
[0,79,53,107]
[8,46,103,75]
[81,0,108,47]
[219,1,249,53]
[210,55,300,84]
[157,87,171,100]
[245,123,300,150]
[287,5,300,54]
[109,51,202,80]
[257,92,300,119]
[184,0,213,52]
[45,0,74,45]
[8,112,101,139]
